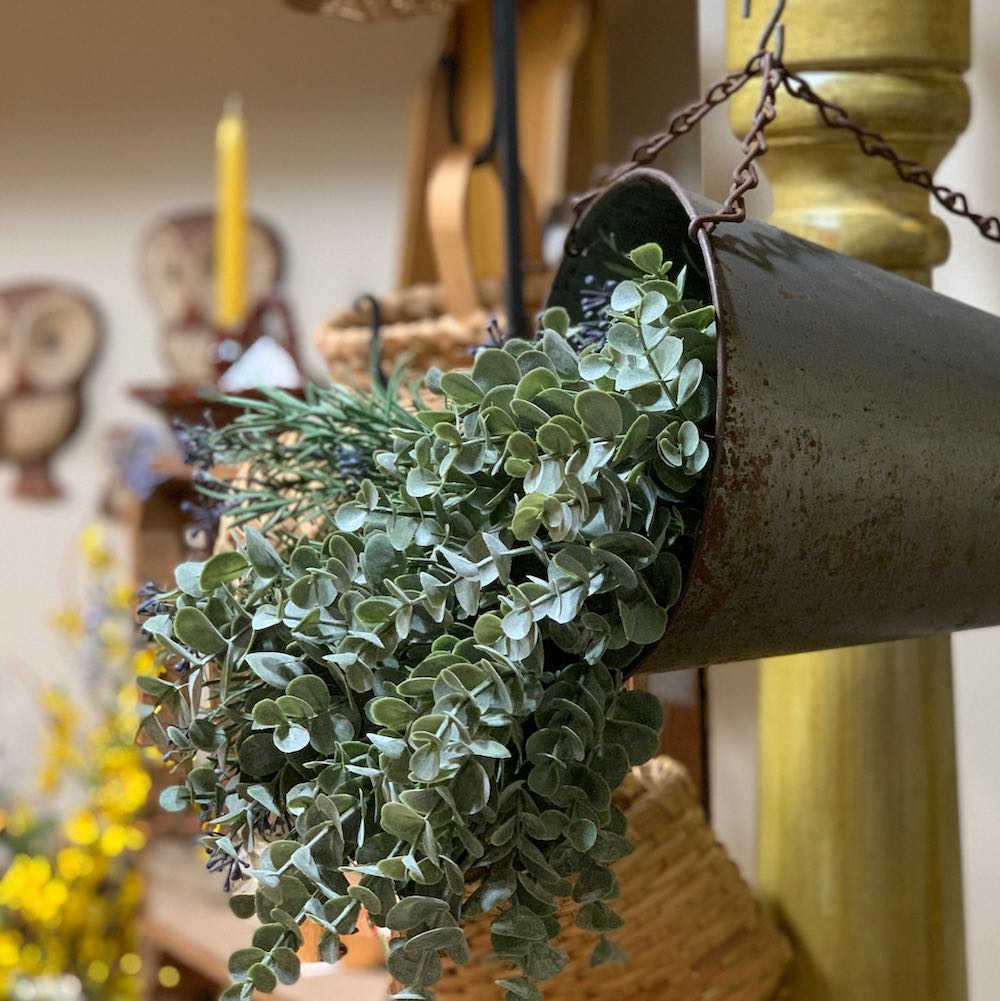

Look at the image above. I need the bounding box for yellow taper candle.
[214,95,247,329]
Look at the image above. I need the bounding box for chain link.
[565,16,1000,253]
[564,50,766,254]
[779,69,1000,242]
[688,51,779,240]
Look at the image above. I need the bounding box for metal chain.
[779,69,1000,242]
[564,49,767,254]
[565,8,1000,253]
[688,51,780,240]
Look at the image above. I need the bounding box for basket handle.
[426,145,543,321]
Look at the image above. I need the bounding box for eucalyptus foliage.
[143,242,717,1001]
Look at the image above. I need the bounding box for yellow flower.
[64,811,99,846]
[79,523,112,570]
[99,824,146,858]
[1,805,35,838]
[108,582,135,611]
[56,847,95,881]
[87,959,110,984]
[132,648,157,677]
[4,528,151,999]
[120,952,143,976]
[0,931,22,967]
[18,943,42,972]
[51,606,85,638]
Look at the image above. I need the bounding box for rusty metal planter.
[548,169,1000,671]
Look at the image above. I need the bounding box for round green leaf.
[514,368,560,401]
[228,947,266,980]
[252,699,288,728]
[272,947,301,986]
[568,818,598,852]
[200,551,249,591]
[574,390,622,438]
[173,606,226,656]
[248,962,277,993]
[158,785,191,813]
[440,371,484,405]
[385,895,451,931]
[229,894,257,920]
[627,242,663,275]
[368,697,416,729]
[609,280,642,313]
[286,674,330,711]
[472,348,521,390]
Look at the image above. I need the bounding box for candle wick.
[223,93,243,119]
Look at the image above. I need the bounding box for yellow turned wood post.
[726,3,970,999]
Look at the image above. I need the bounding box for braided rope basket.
[424,758,791,1001]
[314,269,551,388]
[284,0,465,21]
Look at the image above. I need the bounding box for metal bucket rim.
[558,169,728,666]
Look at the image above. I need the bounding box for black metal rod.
[491,0,524,338]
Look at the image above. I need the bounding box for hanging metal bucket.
[548,169,1000,671]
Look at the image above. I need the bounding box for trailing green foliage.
[143,242,717,1001]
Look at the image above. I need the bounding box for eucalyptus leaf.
[201,551,249,591]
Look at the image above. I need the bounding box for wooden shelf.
[142,840,391,1001]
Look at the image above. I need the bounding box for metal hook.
[743,0,787,60]
[353,294,388,389]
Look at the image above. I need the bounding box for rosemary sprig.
[187,368,422,550]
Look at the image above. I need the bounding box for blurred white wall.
[700,2,1000,998]
[0,0,442,789]
[935,5,1000,996]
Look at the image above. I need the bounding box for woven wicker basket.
[315,146,548,388]
[429,758,791,1001]
[315,269,550,386]
[284,0,465,22]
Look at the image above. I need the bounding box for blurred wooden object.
[397,0,595,287]
[728,3,969,999]
[142,841,389,1001]
[139,211,299,388]
[632,668,707,804]
[317,143,549,387]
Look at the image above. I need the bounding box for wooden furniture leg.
[727,3,970,998]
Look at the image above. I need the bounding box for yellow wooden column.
[727,3,970,999]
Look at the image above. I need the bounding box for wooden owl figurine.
[0,283,102,499]
[140,211,293,386]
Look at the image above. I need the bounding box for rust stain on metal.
[548,169,1000,671]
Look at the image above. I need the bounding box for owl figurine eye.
[22,292,101,390]
[142,222,198,327]
[0,283,102,499]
